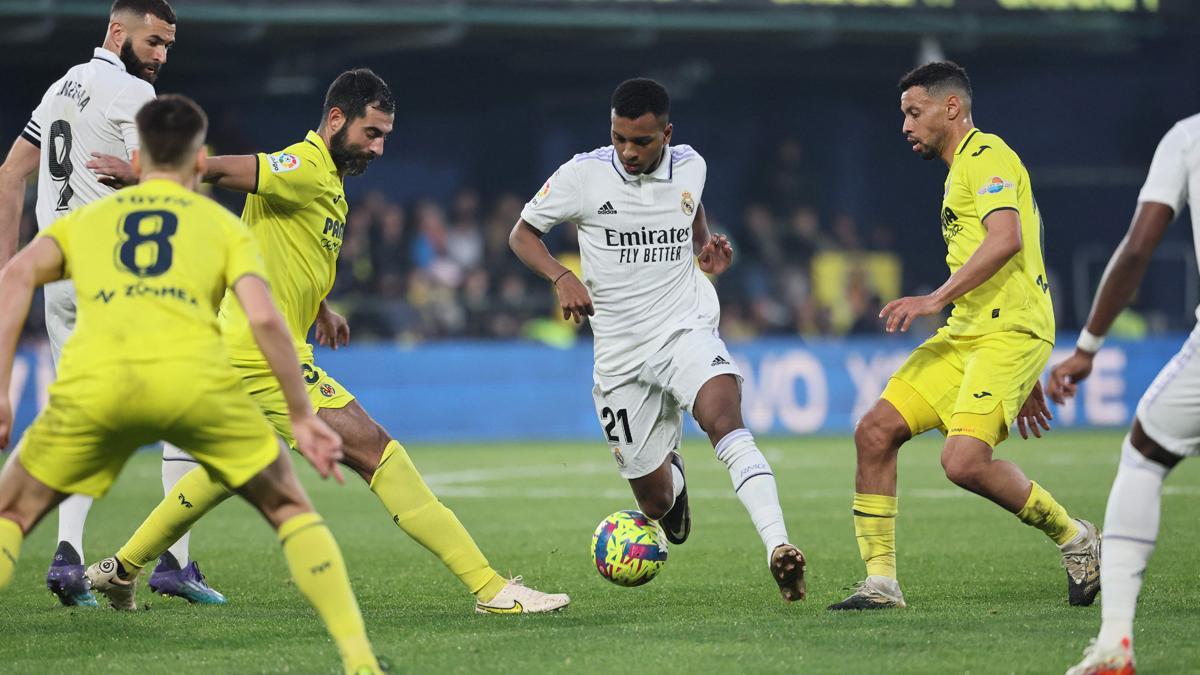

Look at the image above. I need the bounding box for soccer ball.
[591,510,668,587]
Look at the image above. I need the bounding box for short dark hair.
[111,0,176,24]
[611,78,670,122]
[323,68,395,125]
[135,94,207,168]
[898,61,972,101]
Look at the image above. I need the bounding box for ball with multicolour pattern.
[591,510,669,587]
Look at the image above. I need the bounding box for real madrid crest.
[612,446,626,468]
[681,191,695,216]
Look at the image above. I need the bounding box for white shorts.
[592,328,741,479]
[44,279,76,365]
[1137,327,1200,457]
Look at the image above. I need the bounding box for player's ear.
[108,18,126,47]
[945,95,961,121]
[662,121,673,145]
[194,145,208,178]
[327,107,346,135]
[131,149,142,178]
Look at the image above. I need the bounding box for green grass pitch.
[1,430,1197,673]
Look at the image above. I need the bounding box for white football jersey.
[23,47,155,230]
[1137,113,1200,319]
[521,144,720,377]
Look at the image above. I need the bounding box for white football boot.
[85,557,138,611]
[1066,637,1136,675]
[474,576,569,614]
[827,575,907,610]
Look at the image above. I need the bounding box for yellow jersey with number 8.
[939,128,1054,344]
[36,178,265,375]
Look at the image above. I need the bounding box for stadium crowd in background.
[14,142,906,344]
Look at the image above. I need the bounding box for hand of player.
[555,271,594,324]
[1047,349,1096,404]
[315,304,350,350]
[291,414,345,484]
[86,152,136,190]
[1015,380,1053,440]
[878,294,946,333]
[698,234,733,275]
[0,397,11,450]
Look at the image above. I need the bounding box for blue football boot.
[148,552,227,604]
[46,540,98,607]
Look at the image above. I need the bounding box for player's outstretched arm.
[201,155,259,194]
[1047,201,1175,404]
[0,137,40,267]
[0,238,65,448]
[232,274,345,482]
[880,209,1022,333]
[509,218,594,324]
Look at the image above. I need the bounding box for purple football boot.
[46,540,98,607]
[148,552,227,604]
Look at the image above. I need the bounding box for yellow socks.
[853,493,898,579]
[0,517,23,590]
[370,440,506,602]
[279,512,378,675]
[1017,481,1081,546]
[116,466,232,574]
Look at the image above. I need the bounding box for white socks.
[55,494,93,556]
[1097,435,1171,649]
[714,429,789,554]
[162,443,200,566]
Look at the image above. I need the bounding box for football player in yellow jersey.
[829,62,1101,611]
[0,95,383,674]
[89,69,569,614]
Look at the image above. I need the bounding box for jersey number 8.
[115,209,178,277]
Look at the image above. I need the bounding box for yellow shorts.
[234,356,356,447]
[18,360,279,498]
[883,328,1053,447]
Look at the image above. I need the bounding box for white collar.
[611,145,674,184]
[92,47,126,72]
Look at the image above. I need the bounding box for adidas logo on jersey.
[711,356,730,367]
[597,201,618,215]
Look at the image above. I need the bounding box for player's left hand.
[698,234,733,275]
[315,305,350,350]
[878,294,946,333]
[0,397,11,449]
[1015,379,1053,440]
[86,152,136,190]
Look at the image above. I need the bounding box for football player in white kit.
[0,0,222,606]
[510,78,806,601]
[1051,114,1200,675]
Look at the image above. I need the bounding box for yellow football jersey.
[219,130,348,361]
[37,179,265,374]
[940,128,1054,343]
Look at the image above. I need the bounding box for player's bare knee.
[0,507,34,534]
[1131,419,1182,470]
[701,410,743,446]
[638,493,673,521]
[855,411,906,461]
[940,452,984,490]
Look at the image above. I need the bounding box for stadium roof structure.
[0,0,1190,46]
